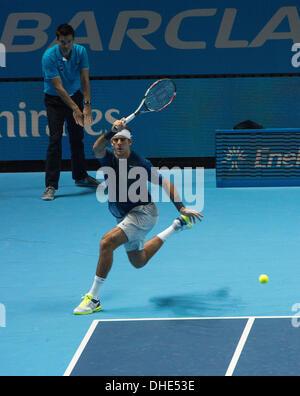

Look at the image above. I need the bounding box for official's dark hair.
[56,24,75,39]
[233,120,263,129]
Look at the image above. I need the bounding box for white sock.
[88,275,105,298]
[157,224,177,242]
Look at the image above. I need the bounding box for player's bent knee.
[131,260,145,269]
[127,251,147,269]
[132,262,145,269]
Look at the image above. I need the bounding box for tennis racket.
[125,78,176,124]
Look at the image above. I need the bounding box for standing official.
[41,23,98,201]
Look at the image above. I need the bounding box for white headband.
[113,129,132,139]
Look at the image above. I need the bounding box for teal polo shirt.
[42,43,89,96]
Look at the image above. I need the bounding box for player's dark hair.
[56,24,75,39]
[123,125,132,133]
[233,120,263,129]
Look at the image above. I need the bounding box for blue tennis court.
[64,316,300,376]
[1,169,300,376]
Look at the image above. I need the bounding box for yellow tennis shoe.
[73,294,102,315]
[173,215,193,231]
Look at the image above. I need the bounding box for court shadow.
[55,188,97,199]
[149,288,241,317]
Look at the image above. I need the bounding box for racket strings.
[145,81,175,111]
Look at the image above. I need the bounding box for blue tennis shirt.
[99,148,163,219]
[42,43,89,96]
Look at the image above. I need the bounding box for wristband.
[84,101,91,106]
[173,201,184,212]
[103,129,116,140]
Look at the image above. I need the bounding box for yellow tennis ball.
[259,274,269,284]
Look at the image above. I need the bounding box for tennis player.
[74,118,203,314]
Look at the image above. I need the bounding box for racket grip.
[125,113,136,124]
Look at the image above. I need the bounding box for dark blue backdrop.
[0,1,300,161]
[0,0,299,78]
[1,77,300,160]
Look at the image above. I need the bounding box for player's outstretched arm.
[161,178,203,223]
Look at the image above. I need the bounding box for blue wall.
[1,0,300,77]
[0,1,300,161]
[1,77,300,160]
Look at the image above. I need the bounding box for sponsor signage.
[0,1,299,78]
[216,129,300,187]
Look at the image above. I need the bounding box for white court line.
[63,320,98,377]
[225,317,255,376]
[92,315,295,322]
[63,316,294,376]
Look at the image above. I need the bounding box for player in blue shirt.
[74,118,203,315]
[41,24,98,201]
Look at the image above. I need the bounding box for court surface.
[1,169,300,376]
[64,316,300,376]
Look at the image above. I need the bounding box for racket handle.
[125,113,136,124]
